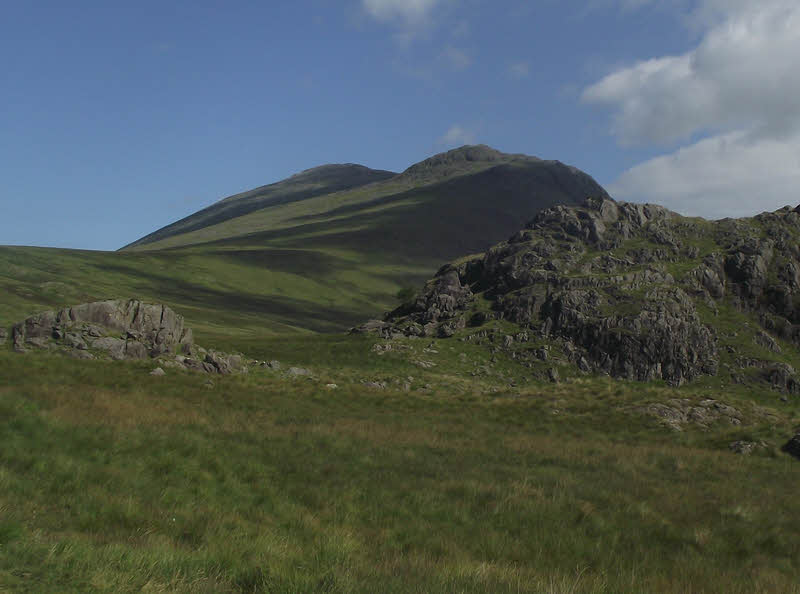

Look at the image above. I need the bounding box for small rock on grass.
[150,367,166,377]
[729,440,766,455]
[325,384,338,389]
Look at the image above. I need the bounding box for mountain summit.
[123,145,609,261]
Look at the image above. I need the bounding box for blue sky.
[2,0,799,250]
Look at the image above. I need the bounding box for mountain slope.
[123,164,397,250]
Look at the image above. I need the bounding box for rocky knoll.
[6,299,245,374]
[364,197,800,389]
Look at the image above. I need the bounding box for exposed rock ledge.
[6,299,245,374]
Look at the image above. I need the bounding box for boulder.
[11,299,192,360]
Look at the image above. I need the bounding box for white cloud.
[584,0,800,217]
[584,0,800,145]
[610,130,800,218]
[362,0,442,24]
[438,125,476,147]
[508,62,530,79]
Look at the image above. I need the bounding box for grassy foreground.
[1,334,799,593]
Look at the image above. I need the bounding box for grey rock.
[86,325,104,338]
[11,299,197,361]
[67,350,95,360]
[125,341,149,360]
[64,333,87,350]
[150,367,166,376]
[204,351,234,374]
[183,358,208,373]
[287,367,312,377]
[754,331,782,354]
[765,363,800,394]
[91,337,127,360]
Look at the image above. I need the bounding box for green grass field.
[2,334,799,593]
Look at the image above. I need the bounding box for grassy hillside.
[2,333,800,592]
[0,245,436,344]
[123,164,397,250]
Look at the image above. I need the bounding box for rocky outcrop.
[8,299,244,375]
[10,300,190,359]
[366,197,800,389]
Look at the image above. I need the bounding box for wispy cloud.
[361,0,443,25]
[438,124,477,147]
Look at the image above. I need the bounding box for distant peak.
[287,163,378,181]
[400,145,539,182]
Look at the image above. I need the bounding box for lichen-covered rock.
[12,299,187,358]
[11,299,253,376]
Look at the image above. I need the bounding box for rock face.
[10,300,190,359]
[7,299,244,374]
[367,197,800,389]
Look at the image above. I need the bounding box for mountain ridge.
[122,163,397,250]
[122,145,609,255]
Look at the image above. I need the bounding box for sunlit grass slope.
[0,245,436,343]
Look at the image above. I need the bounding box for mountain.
[122,145,610,261]
[1,146,610,341]
[123,163,397,250]
[370,196,800,394]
